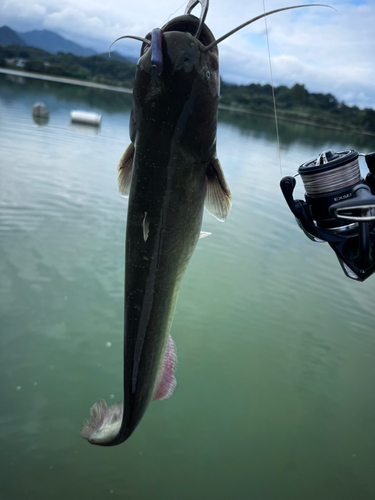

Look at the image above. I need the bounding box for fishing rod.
[280,149,375,281]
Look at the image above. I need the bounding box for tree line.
[1,44,374,134]
[220,81,375,135]
[0,44,136,88]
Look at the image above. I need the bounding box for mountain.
[0,26,137,63]
[98,50,138,64]
[18,29,97,56]
[0,25,96,56]
[0,26,26,47]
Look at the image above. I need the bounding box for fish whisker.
[202,4,336,52]
[108,35,151,58]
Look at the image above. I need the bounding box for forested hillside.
[1,44,374,134]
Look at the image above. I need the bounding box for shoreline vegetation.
[1,44,374,136]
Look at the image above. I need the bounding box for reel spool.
[280,149,375,281]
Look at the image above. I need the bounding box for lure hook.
[185,0,209,39]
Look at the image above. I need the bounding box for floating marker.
[32,102,49,119]
[70,110,102,126]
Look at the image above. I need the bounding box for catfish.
[81,1,332,446]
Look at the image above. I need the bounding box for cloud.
[214,0,375,108]
[0,0,48,29]
[1,0,374,108]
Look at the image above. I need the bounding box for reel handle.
[329,185,375,271]
[365,152,375,174]
[329,184,375,222]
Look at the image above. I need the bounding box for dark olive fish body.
[81,15,231,446]
[81,1,332,446]
[123,33,214,435]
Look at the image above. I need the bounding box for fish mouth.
[160,14,216,47]
[139,15,218,82]
[140,14,217,62]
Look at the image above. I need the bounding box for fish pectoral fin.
[117,142,134,197]
[205,158,232,222]
[153,335,178,401]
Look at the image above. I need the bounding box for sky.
[1,0,374,109]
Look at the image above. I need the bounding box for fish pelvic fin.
[153,335,178,401]
[199,231,211,239]
[117,142,134,197]
[80,399,123,445]
[205,158,232,222]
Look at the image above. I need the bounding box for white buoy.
[32,102,49,119]
[32,102,49,125]
[70,110,102,126]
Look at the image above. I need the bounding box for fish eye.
[207,54,218,72]
[206,71,210,79]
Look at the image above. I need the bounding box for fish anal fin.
[117,143,134,197]
[153,335,178,401]
[205,158,232,222]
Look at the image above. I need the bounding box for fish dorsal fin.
[205,158,232,221]
[153,335,178,401]
[117,143,134,197]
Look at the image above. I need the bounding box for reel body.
[280,149,375,281]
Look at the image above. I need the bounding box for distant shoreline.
[217,104,374,135]
[0,67,133,94]
[1,67,374,136]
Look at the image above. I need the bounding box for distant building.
[5,57,25,67]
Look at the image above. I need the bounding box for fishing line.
[159,0,189,28]
[299,155,361,195]
[262,0,282,178]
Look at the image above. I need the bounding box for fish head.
[130,15,219,155]
[141,15,218,88]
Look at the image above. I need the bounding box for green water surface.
[0,74,375,500]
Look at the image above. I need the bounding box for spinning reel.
[280,149,375,281]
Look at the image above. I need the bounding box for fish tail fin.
[81,335,178,445]
[80,399,123,445]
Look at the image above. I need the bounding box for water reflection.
[0,73,133,114]
[218,106,375,150]
[70,122,101,135]
[32,115,49,126]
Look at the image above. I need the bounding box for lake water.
[1,73,375,500]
